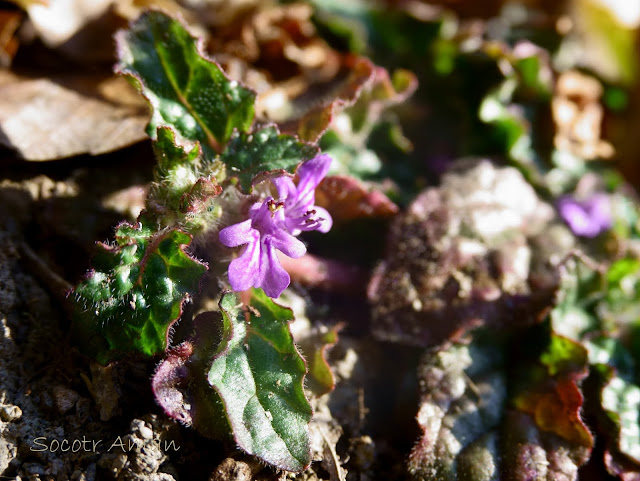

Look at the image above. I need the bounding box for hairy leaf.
[72,223,207,364]
[211,290,312,471]
[409,329,592,481]
[116,11,255,157]
[152,312,229,439]
[221,125,318,194]
[145,127,223,234]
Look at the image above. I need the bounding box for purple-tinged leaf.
[281,56,375,142]
[152,342,194,426]
[315,175,398,222]
[370,161,563,347]
[152,312,229,439]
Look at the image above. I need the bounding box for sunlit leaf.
[211,290,312,471]
[221,125,318,194]
[116,10,256,157]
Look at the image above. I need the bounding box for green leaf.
[297,324,340,397]
[602,258,640,326]
[540,333,589,377]
[548,257,640,477]
[148,127,203,210]
[318,66,416,182]
[409,329,592,480]
[153,127,201,183]
[210,290,312,471]
[221,126,318,194]
[602,372,640,464]
[550,258,603,341]
[479,78,546,188]
[116,11,255,157]
[72,222,207,365]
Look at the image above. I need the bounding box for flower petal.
[586,193,612,229]
[272,176,296,201]
[311,206,333,233]
[227,239,261,292]
[295,154,332,205]
[558,194,611,238]
[287,205,333,234]
[219,219,256,247]
[258,242,291,298]
[270,229,307,258]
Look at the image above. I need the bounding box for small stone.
[138,425,153,440]
[111,453,128,473]
[52,385,80,414]
[210,458,254,481]
[351,435,375,470]
[85,463,97,481]
[70,469,83,481]
[152,474,177,481]
[0,404,22,422]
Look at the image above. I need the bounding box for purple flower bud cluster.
[219,154,333,297]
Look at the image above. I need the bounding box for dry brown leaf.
[0,11,22,67]
[315,175,399,222]
[552,70,614,159]
[0,71,148,161]
[25,0,113,47]
[283,56,375,142]
[206,1,369,135]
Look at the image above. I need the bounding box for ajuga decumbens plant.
[71,10,335,472]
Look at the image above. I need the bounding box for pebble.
[139,424,153,440]
[52,385,80,414]
[0,404,22,422]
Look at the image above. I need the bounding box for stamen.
[267,199,284,216]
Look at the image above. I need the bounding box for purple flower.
[272,154,333,235]
[219,154,333,297]
[558,193,612,238]
[219,198,306,298]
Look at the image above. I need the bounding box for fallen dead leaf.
[0,10,22,67]
[0,70,148,161]
[25,0,113,47]
[315,175,399,221]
